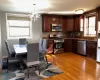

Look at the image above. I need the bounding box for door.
[72,39,78,53]
[74,16,80,31]
[42,16,51,32]
[66,17,74,31]
[64,39,72,52]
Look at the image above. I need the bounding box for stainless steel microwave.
[51,24,62,31]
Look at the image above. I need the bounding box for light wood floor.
[44,53,100,80]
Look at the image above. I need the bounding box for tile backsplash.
[42,31,83,38]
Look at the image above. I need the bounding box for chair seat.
[8,58,20,63]
[27,61,40,67]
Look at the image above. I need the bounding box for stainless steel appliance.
[77,40,86,55]
[54,39,64,53]
[54,39,64,49]
[97,22,100,62]
[51,24,62,31]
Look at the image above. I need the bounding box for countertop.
[43,37,97,42]
[64,38,97,42]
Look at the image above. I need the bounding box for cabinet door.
[64,39,72,52]
[42,16,51,32]
[49,16,63,24]
[74,16,80,31]
[86,41,97,60]
[62,17,67,32]
[72,39,78,53]
[42,15,63,32]
[66,17,74,31]
[98,9,100,21]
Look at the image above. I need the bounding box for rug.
[35,64,63,78]
[2,64,63,80]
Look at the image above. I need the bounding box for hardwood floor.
[44,53,100,80]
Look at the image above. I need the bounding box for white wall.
[0,11,42,56]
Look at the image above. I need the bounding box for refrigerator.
[97,22,100,62]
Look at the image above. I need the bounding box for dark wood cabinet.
[62,17,66,32]
[49,15,63,24]
[74,16,80,31]
[42,15,63,32]
[66,17,74,31]
[97,7,100,21]
[42,16,51,32]
[98,10,100,21]
[62,16,74,31]
[72,39,78,53]
[64,39,72,52]
[86,41,97,60]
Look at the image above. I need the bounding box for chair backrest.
[42,39,47,51]
[5,40,11,57]
[39,39,47,54]
[39,38,43,52]
[27,43,39,62]
[19,38,27,45]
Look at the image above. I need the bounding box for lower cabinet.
[64,39,72,52]
[64,39,97,60]
[72,39,78,53]
[86,41,97,60]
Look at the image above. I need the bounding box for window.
[6,13,32,39]
[80,17,84,31]
[84,16,96,37]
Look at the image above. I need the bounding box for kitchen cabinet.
[66,17,74,31]
[42,15,51,32]
[98,10,100,21]
[74,16,80,31]
[42,15,63,32]
[97,7,100,21]
[72,39,78,53]
[49,15,63,24]
[62,17,67,32]
[86,41,97,60]
[64,39,72,52]
[62,16,74,31]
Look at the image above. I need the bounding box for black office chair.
[5,40,20,72]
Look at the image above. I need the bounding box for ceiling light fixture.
[75,9,84,14]
[29,4,40,21]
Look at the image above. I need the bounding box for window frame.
[84,15,97,37]
[80,16,84,32]
[6,13,33,39]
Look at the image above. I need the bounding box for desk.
[13,44,27,56]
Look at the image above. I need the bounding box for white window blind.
[7,14,32,39]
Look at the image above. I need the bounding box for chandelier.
[30,4,40,21]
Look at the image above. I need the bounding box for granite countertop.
[43,37,97,42]
[64,38,97,42]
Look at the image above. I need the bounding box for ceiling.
[0,0,100,14]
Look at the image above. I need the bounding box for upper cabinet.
[42,15,63,32]
[74,16,81,31]
[42,15,51,32]
[66,16,74,31]
[42,14,81,32]
[98,8,100,21]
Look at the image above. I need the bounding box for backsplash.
[42,31,83,38]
